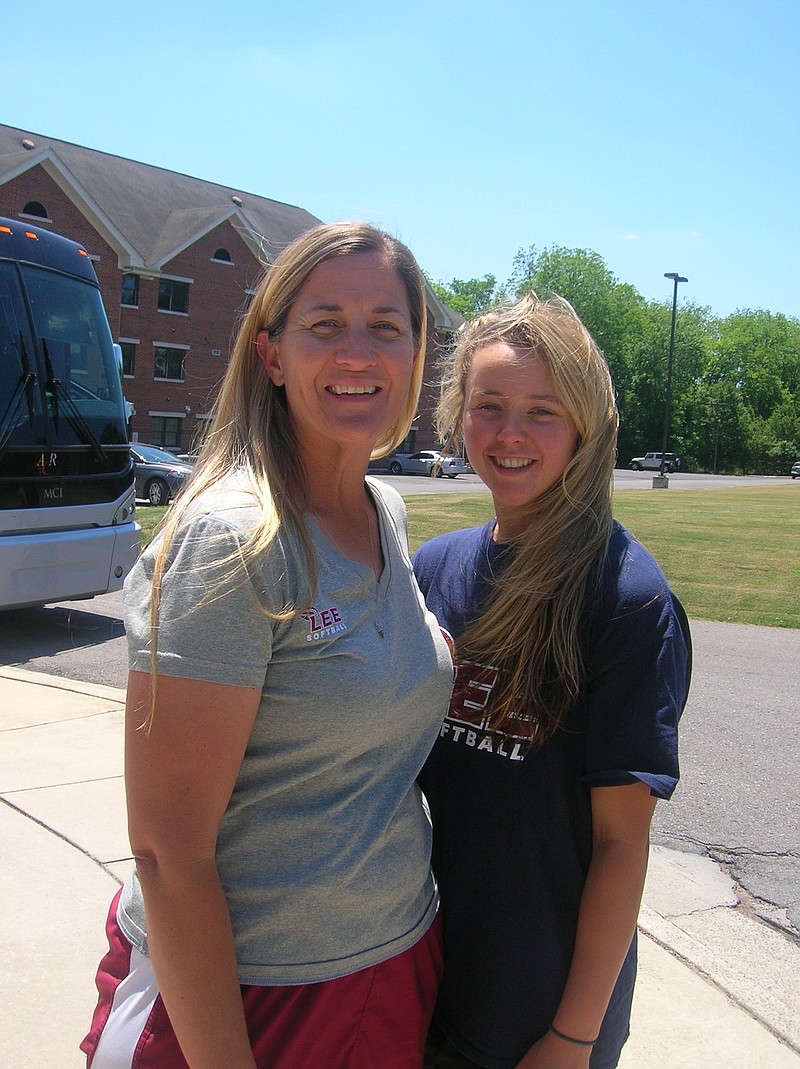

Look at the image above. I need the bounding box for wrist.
[548,1023,598,1047]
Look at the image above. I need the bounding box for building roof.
[0,122,322,271]
[0,122,458,328]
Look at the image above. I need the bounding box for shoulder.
[603,522,673,607]
[129,477,292,608]
[139,490,260,574]
[181,474,264,535]
[413,521,493,586]
[366,475,405,522]
[366,475,410,551]
[415,522,488,563]
[412,523,495,635]
[591,521,690,650]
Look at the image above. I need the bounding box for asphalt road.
[650,619,800,938]
[1,470,798,940]
[372,468,798,495]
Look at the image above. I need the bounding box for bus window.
[0,262,42,448]
[23,266,128,444]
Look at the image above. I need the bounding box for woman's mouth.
[327,385,378,395]
[493,456,533,469]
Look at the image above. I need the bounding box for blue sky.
[6,0,799,318]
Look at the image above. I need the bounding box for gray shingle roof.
[0,123,457,329]
[0,122,321,269]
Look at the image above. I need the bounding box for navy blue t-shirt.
[415,520,691,1069]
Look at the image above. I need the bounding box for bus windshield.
[0,261,128,451]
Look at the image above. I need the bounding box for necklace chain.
[310,489,385,638]
[364,495,381,581]
[364,494,385,638]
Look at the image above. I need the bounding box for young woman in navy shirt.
[417,294,692,1069]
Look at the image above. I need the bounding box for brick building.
[0,123,456,455]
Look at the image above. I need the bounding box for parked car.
[630,451,681,473]
[436,454,473,478]
[791,460,800,479]
[130,444,194,505]
[387,450,472,478]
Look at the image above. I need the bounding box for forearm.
[552,835,649,1041]
[136,856,257,1069]
[519,782,654,1064]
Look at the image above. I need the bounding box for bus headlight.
[113,488,137,525]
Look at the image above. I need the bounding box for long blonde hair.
[438,293,618,746]
[144,222,428,722]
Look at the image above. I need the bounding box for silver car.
[387,450,472,478]
[130,444,194,505]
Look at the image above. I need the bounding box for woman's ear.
[256,330,284,386]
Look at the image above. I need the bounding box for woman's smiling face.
[256,250,418,460]
[463,341,579,539]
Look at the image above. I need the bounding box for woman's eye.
[373,321,400,333]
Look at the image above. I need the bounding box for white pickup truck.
[629,451,681,472]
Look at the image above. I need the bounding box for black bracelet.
[549,1024,598,1047]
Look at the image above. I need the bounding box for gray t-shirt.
[119,476,453,984]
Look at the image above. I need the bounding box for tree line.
[428,246,800,475]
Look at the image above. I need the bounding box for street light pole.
[658,272,688,481]
[712,398,723,474]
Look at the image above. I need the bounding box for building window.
[151,416,182,449]
[121,274,139,306]
[154,346,186,381]
[187,414,213,456]
[22,201,48,218]
[158,278,190,314]
[119,341,136,376]
[212,247,233,263]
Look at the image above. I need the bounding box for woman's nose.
[496,414,526,444]
[335,324,377,364]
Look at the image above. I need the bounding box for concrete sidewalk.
[1,664,798,1068]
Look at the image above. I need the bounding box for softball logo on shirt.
[440,660,533,761]
[300,604,348,641]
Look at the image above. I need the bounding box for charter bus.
[0,217,140,610]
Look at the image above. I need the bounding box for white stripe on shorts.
[91,945,160,1069]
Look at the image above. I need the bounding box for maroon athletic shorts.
[82,891,443,1068]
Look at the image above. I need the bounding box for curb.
[0,665,125,704]
[639,903,799,1054]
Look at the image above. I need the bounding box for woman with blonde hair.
[416,293,691,1068]
[82,222,453,1069]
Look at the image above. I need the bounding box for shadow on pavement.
[0,605,126,662]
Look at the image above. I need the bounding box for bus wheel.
[147,478,169,506]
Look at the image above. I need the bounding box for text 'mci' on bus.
[0,218,140,610]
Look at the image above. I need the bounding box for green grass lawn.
[611,487,799,628]
[136,506,168,547]
[136,485,800,628]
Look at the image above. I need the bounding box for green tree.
[679,382,745,474]
[508,244,647,395]
[701,310,800,473]
[427,274,502,320]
